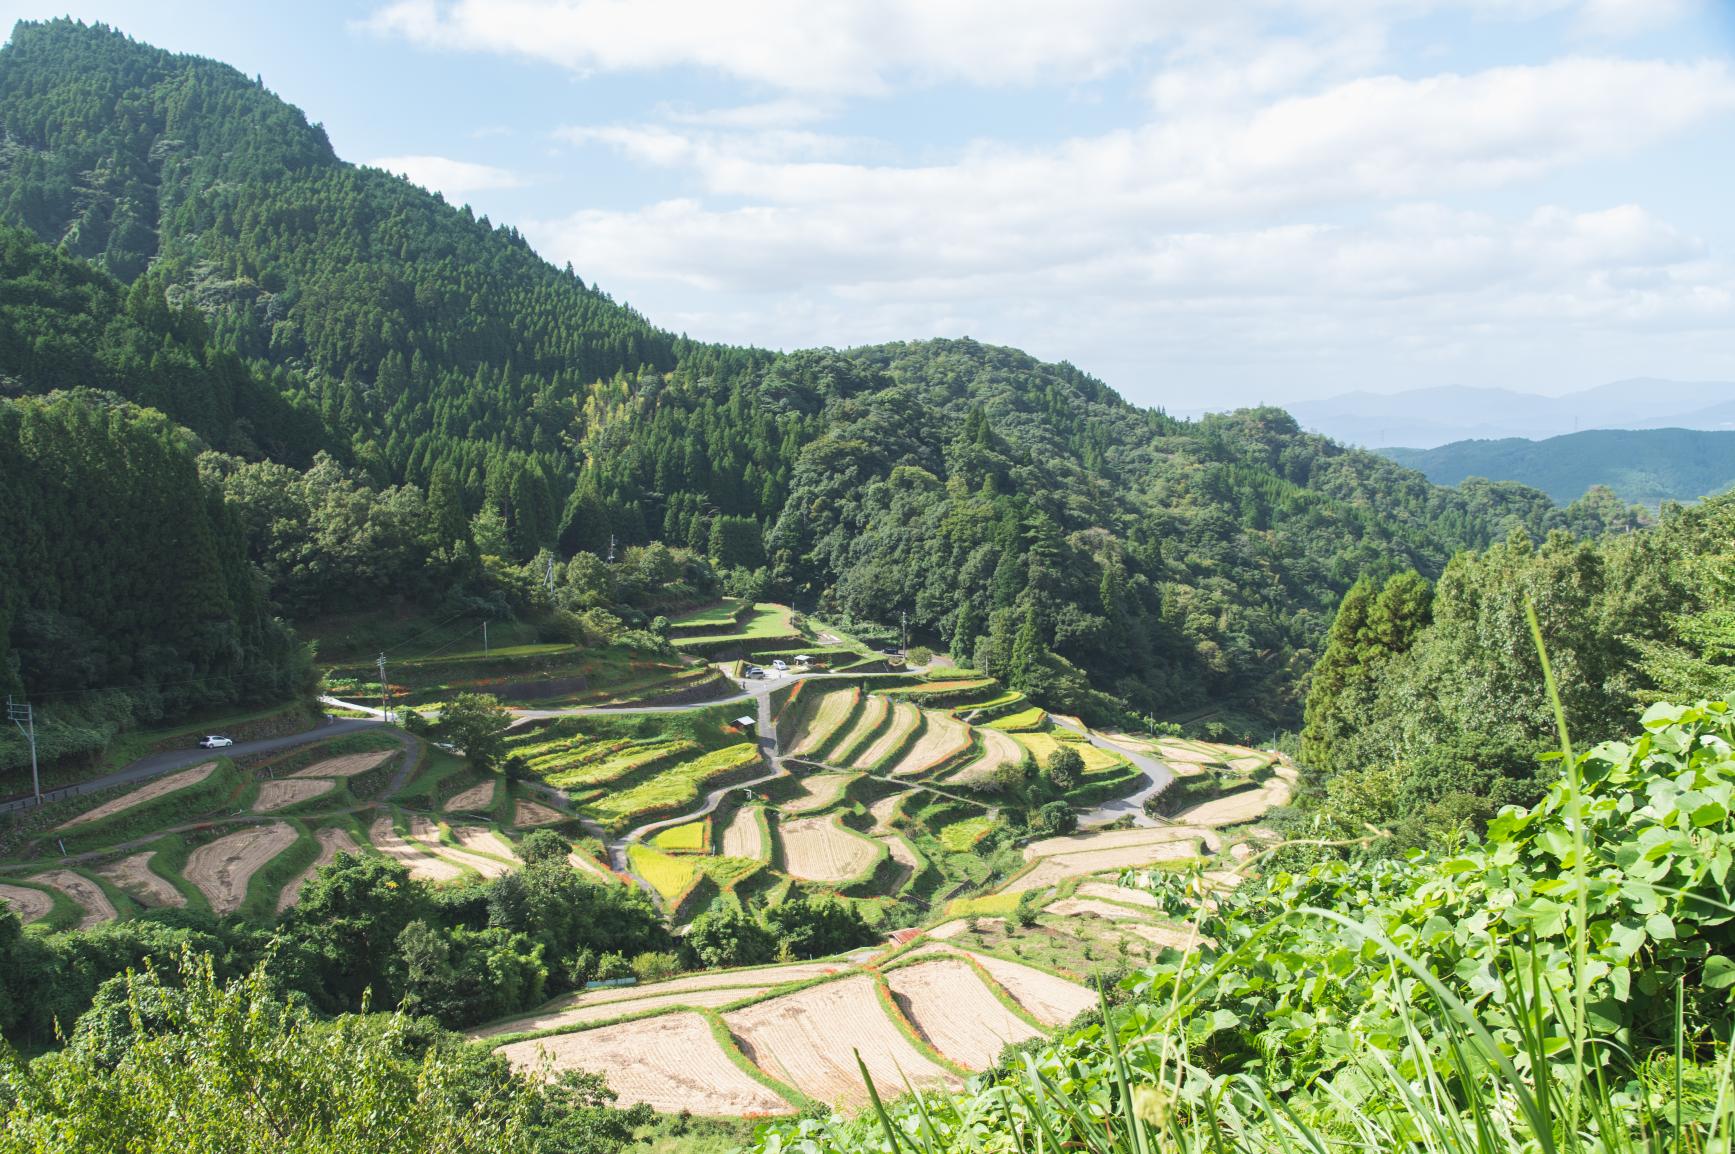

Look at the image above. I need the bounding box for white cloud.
[370,154,526,197]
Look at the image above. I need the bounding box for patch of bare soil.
[290,750,395,778]
[32,869,118,927]
[184,822,298,915]
[94,851,185,909]
[443,780,498,812]
[253,778,335,813]
[513,799,565,826]
[0,883,54,924]
[276,828,362,913]
[57,762,216,829]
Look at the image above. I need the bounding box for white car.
[197,735,234,749]
[771,659,788,671]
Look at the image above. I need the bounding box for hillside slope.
[1383,427,1735,505]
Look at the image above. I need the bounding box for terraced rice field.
[1073,880,1162,909]
[290,750,395,778]
[585,743,761,831]
[778,816,879,883]
[887,710,970,777]
[649,820,708,851]
[30,869,115,927]
[787,689,859,758]
[410,819,517,878]
[370,816,466,882]
[183,822,299,915]
[920,946,1096,1027]
[500,1011,792,1116]
[827,694,888,763]
[443,780,498,812]
[253,778,335,813]
[851,701,921,769]
[566,850,614,882]
[0,883,52,923]
[277,827,363,912]
[513,799,565,826]
[1176,766,1298,827]
[781,773,856,814]
[56,762,216,830]
[1004,826,1208,893]
[95,851,184,909]
[720,806,768,860]
[724,974,958,1108]
[535,739,701,790]
[866,792,906,832]
[886,958,1043,1067]
[628,844,698,900]
[945,728,1023,785]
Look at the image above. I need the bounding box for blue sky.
[2,1,1732,411]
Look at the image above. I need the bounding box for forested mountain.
[0,19,1638,737]
[1382,427,1735,506]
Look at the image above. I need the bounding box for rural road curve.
[1053,720,1176,828]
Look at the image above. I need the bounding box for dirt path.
[94,851,184,909]
[56,762,217,830]
[32,869,118,927]
[277,828,362,913]
[184,822,299,915]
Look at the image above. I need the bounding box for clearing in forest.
[724,974,958,1109]
[31,869,117,928]
[945,728,1023,785]
[513,799,565,826]
[444,780,498,812]
[252,778,335,813]
[787,689,859,758]
[56,762,217,830]
[778,815,879,883]
[720,806,768,860]
[94,851,184,909]
[290,750,396,778]
[0,883,53,924]
[886,958,1043,1068]
[277,827,362,913]
[851,701,921,769]
[184,822,298,915]
[827,694,888,762]
[499,1011,792,1116]
[887,710,970,776]
[780,773,856,815]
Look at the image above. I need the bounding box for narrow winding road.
[1050,718,1177,828]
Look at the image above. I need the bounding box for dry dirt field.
[720,805,767,860]
[444,780,497,812]
[276,827,362,913]
[498,1011,792,1116]
[0,882,54,923]
[56,762,217,830]
[781,773,855,814]
[724,974,959,1108]
[886,958,1043,1068]
[370,816,466,882]
[184,822,298,915]
[945,728,1023,785]
[289,750,396,778]
[513,799,565,826]
[253,778,335,813]
[778,816,880,883]
[851,701,921,769]
[889,711,970,777]
[828,694,888,762]
[32,869,118,927]
[94,851,184,909]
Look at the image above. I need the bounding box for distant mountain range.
[1281,380,1735,449]
[1382,428,1735,506]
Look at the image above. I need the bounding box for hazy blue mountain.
[1382,427,1735,505]
[1284,379,1735,448]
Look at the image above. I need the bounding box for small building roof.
[734,715,757,728]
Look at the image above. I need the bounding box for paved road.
[0,716,385,815]
[1051,719,1176,828]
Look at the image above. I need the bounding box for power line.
[6,697,40,804]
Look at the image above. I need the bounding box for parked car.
[771,659,788,671]
[880,645,903,655]
[197,735,233,749]
[743,666,764,679]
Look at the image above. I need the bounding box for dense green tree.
[435,693,511,771]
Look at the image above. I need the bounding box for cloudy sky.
[3,1,1732,410]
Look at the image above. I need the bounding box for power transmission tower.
[377,653,392,724]
[6,696,39,804]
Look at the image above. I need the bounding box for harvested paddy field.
[1176,767,1297,827]
[925,947,1095,1027]
[889,711,969,776]
[1073,880,1162,909]
[477,984,772,1037]
[828,694,888,762]
[277,828,362,913]
[886,958,1043,1068]
[781,773,856,814]
[1045,896,1148,921]
[724,974,958,1108]
[720,805,768,860]
[94,851,184,909]
[513,799,565,826]
[851,701,920,769]
[566,850,613,881]
[443,780,498,812]
[945,728,1023,785]
[778,815,879,883]
[787,689,858,758]
[32,869,117,927]
[184,822,298,914]
[290,750,395,778]
[370,816,465,882]
[0,882,54,923]
[1005,837,1204,893]
[253,778,335,813]
[453,826,520,864]
[1026,825,1212,860]
[56,762,216,829]
[867,792,905,832]
[499,1011,791,1116]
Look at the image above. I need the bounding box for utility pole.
[377,653,392,724]
[545,555,555,595]
[900,610,908,656]
[607,534,617,564]
[482,620,489,657]
[7,696,39,805]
